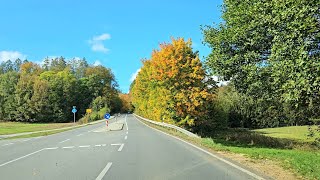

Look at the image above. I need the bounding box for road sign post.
[104,113,110,127]
[72,106,77,123]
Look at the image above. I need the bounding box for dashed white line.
[101,144,106,147]
[0,149,45,167]
[62,146,74,149]
[111,143,122,146]
[45,147,59,150]
[77,133,83,136]
[95,144,102,147]
[124,136,127,140]
[95,162,112,180]
[59,139,70,143]
[21,139,31,142]
[2,143,13,146]
[79,145,90,148]
[126,131,128,134]
[125,114,128,131]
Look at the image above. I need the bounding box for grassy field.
[141,120,320,180]
[254,125,317,142]
[0,121,76,135]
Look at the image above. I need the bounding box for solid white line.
[124,136,127,140]
[62,146,74,149]
[118,144,124,151]
[95,162,112,180]
[134,116,265,180]
[45,147,59,150]
[59,139,70,143]
[2,143,14,146]
[79,145,90,148]
[77,133,83,136]
[0,149,45,167]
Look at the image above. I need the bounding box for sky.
[0,0,223,93]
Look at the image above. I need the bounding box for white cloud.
[212,75,230,87]
[91,43,109,53]
[0,51,27,62]
[93,60,102,66]
[130,68,141,82]
[89,33,111,53]
[93,33,111,41]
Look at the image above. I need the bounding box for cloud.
[93,60,102,66]
[89,33,111,53]
[130,68,141,82]
[0,51,27,62]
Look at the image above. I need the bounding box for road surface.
[0,114,265,180]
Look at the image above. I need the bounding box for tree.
[203,0,320,127]
[131,38,216,129]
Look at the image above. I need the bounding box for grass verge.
[140,119,320,180]
[4,126,83,139]
[0,121,76,135]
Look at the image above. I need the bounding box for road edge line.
[0,148,45,167]
[134,116,265,180]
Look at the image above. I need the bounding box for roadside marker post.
[72,106,77,123]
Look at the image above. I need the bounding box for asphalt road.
[0,114,265,180]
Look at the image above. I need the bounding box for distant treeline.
[0,57,120,123]
[131,0,320,133]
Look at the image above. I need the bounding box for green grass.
[0,121,76,135]
[141,120,320,180]
[5,126,82,139]
[254,126,316,142]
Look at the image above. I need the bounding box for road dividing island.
[93,120,124,132]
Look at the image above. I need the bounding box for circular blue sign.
[72,108,77,113]
[104,113,110,120]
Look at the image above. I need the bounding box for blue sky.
[0,0,223,93]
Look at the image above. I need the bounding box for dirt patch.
[215,151,301,180]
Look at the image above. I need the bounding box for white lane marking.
[126,131,128,134]
[125,114,128,130]
[59,139,70,143]
[95,144,102,147]
[118,144,124,151]
[101,144,106,147]
[34,137,42,139]
[79,145,90,148]
[134,116,265,180]
[77,133,83,136]
[45,147,59,150]
[2,143,14,146]
[62,146,74,149]
[110,143,122,146]
[0,149,45,167]
[21,139,31,142]
[95,162,112,180]
[124,136,127,140]
[111,143,124,151]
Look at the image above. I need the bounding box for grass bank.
[140,119,320,180]
[0,121,76,135]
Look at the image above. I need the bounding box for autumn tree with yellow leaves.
[131,38,219,130]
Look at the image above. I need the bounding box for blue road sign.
[104,113,110,120]
[72,108,77,113]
